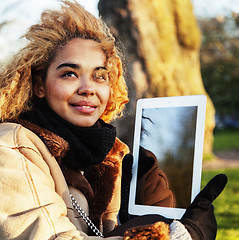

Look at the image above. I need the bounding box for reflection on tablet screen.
[137,106,197,209]
[129,95,206,219]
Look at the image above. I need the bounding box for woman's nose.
[77,77,95,96]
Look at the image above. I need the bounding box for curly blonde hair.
[0,0,128,123]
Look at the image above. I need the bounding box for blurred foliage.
[213,129,239,151]
[199,15,239,119]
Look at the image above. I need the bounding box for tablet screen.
[129,95,206,219]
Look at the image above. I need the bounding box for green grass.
[213,129,239,151]
[201,129,239,239]
[202,168,239,240]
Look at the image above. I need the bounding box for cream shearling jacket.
[0,122,129,240]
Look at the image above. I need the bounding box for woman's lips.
[70,101,97,114]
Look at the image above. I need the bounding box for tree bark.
[98,0,215,157]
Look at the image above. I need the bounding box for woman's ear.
[34,76,45,98]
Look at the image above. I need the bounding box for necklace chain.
[70,193,104,238]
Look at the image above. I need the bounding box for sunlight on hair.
[0,0,128,123]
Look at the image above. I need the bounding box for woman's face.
[35,38,110,127]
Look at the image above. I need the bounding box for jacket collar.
[16,119,69,161]
[15,119,129,227]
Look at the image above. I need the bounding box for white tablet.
[129,95,206,219]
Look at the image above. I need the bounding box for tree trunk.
[98,0,215,158]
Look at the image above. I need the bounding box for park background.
[0,0,239,239]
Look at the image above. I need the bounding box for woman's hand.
[118,154,134,224]
[118,154,228,240]
[180,173,228,240]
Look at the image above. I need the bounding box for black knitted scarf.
[20,99,116,171]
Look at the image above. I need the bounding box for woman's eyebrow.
[94,66,107,71]
[56,63,80,70]
[56,63,107,71]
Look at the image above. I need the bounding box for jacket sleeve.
[0,124,122,240]
[102,167,122,234]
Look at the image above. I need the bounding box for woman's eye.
[93,72,108,82]
[62,71,77,78]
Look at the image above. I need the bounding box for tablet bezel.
[128,95,206,219]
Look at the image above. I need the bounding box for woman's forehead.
[50,38,107,70]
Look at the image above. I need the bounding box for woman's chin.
[69,118,98,127]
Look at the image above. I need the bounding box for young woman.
[0,1,227,239]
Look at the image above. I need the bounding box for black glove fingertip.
[203,173,228,202]
[122,154,133,169]
[122,154,133,182]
